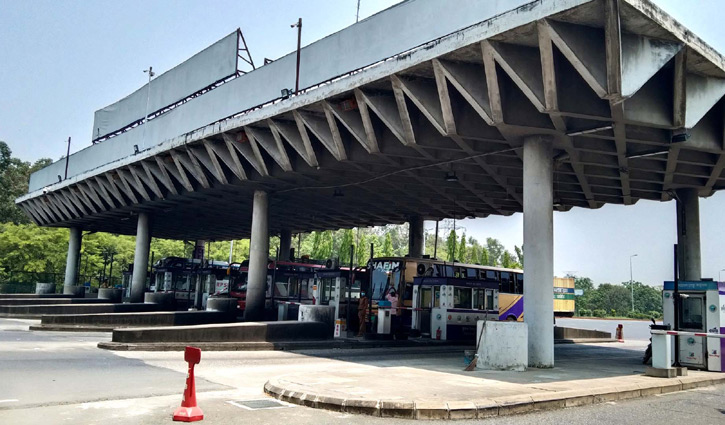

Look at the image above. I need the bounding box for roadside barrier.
[173,346,204,422]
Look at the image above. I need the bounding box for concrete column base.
[63,285,86,297]
[298,305,335,337]
[144,292,175,306]
[98,288,123,303]
[36,283,56,294]
[206,297,238,313]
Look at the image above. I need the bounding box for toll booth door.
[678,294,707,369]
[419,287,432,335]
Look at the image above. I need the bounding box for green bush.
[647,311,662,320]
[592,309,606,318]
[578,309,591,317]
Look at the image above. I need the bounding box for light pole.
[629,254,638,312]
[141,66,155,150]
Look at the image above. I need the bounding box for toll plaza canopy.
[16,0,725,240]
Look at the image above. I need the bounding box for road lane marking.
[0,399,19,403]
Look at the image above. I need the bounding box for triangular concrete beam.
[685,73,725,129]
[621,33,681,98]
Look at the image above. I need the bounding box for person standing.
[357,290,369,337]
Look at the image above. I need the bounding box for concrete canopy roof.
[16,0,725,241]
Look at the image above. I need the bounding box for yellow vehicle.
[553,277,576,317]
[368,257,523,323]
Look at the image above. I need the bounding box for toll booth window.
[433,286,441,307]
[680,297,704,330]
[516,273,524,294]
[300,279,309,299]
[500,272,513,293]
[473,288,486,310]
[453,287,472,309]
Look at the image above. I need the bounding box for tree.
[0,141,53,224]
[338,229,354,264]
[485,238,505,266]
[458,232,467,263]
[514,245,524,267]
[479,247,489,266]
[502,251,515,268]
[381,233,394,257]
[445,229,457,262]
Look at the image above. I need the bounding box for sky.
[1,0,724,287]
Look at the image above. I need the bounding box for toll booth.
[313,266,368,336]
[412,276,499,341]
[663,280,725,371]
[153,257,202,310]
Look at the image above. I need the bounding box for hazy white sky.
[1,0,724,286]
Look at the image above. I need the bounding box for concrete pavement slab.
[263,342,725,419]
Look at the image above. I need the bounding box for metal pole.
[356,0,361,23]
[629,254,637,312]
[229,240,234,263]
[109,252,114,287]
[142,66,155,150]
[433,220,439,259]
[64,137,71,179]
[368,242,374,332]
[347,244,353,334]
[673,243,680,366]
[293,18,302,94]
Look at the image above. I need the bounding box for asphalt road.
[1,318,722,425]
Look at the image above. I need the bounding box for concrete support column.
[63,227,82,291]
[279,229,292,262]
[523,135,554,368]
[245,191,269,321]
[408,216,424,258]
[676,188,701,281]
[193,240,205,260]
[130,212,151,303]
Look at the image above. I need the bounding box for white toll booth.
[412,277,499,341]
[662,280,725,371]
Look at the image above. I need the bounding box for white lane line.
[0,399,19,403]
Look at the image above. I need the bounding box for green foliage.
[457,233,467,262]
[479,248,489,266]
[578,308,591,317]
[381,233,394,257]
[0,141,53,224]
[514,245,523,267]
[446,230,457,262]
[573,275,663,318]
[338,229,354,264]
[592,309,606,318]
[485,238,505,266]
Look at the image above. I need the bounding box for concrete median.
[0,302,174,319]
[0,298,111,306]
[31,310,237,331]
[109,320,331,344]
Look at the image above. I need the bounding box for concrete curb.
[96,340,471,352]
[30,325,114,332]
[263,375,725,420]
[96,338,614,351]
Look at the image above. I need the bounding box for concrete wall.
[0,302,172,317]
[475,321,528,371]
[554,326,611,340]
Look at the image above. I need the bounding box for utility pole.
[291,18,302,94]
[64,137,71,179]
[629,254,638,312]
[142,66,155,150]
[356,0,361,23]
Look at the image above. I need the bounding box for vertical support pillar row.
[279,229,292,262]
[63,227,82,291]
[245,191,269,321]
[676,188,701,281]
[130,212,151,303]
[408,216,424,258]
[523,135,554,368]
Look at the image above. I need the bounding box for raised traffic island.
[30,310,237,332]
[0,302,174,319]
[98,320,332,351]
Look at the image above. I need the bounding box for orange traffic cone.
[616,324,624,343]
[173,346,204,422]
